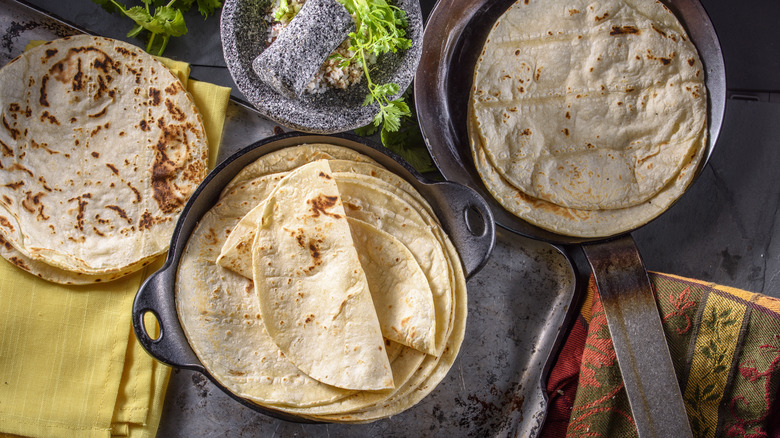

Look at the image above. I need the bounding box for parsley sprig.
[275,0,418,164]
[329,0,434,170]
[92,0,222,56]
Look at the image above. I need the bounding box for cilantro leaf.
[355,87,435,174]
[91,0,221,56]
[333,0,413,146]
[274,0,292,21]
[196,0,223,17]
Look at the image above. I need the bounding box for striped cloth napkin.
[0,55,231,438]
[541,272,780,438]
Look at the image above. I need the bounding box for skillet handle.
[582,234,692,438]
[132,265,203,370]
[425,181,495,278]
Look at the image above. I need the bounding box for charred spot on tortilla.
[610,25,640,35]
[149,88,161,105]
[308,194,341,219]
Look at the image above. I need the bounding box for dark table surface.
[10,0,780,435]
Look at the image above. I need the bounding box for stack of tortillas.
[469,0,708,238]
[0,35,209,283]
[175,144,466,421]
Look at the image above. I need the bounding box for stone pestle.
[253,0,355,98]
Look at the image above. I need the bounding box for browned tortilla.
[0,35,209,280]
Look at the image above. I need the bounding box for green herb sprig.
[273,0,303,22]
[355,87,434,173]
[333,0,412,139]
[276,0,418,162]
[92,0,222,56]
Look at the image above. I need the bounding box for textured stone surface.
[252,0,354,98]
[221,0,423,133]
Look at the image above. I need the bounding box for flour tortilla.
[222,171,454,355]
[328,160,439,220]
[251,160,394,391]
[270,187,462,419]
[0,232,155,284]
[220,143,377,196]
[348,218,437,356]
[218,155,449,356]
[178,144,466,419]
[218,204,438,356]
[471,0,707,210]
[0,35,208,279]
[215,172,289,278]
[469,108,706,237]
[335,176,453,355]
[268,176,460,418]
[176,172,422,408]
[304,225,467,422]
[176,178,356,407]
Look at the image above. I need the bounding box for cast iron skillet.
[415,0,726,436]
[131,132,495,421]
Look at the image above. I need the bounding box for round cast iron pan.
[131,132,495,420]
[415,0,725,435]
[415,0,726,244]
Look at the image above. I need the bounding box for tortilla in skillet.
[469,0,707,236]
[250,160,394,391]
[175,144,466,420]
[468,107,706,237]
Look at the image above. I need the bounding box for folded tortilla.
[177,144,466,419]
[250,160,394,391]
[218,164,443,356]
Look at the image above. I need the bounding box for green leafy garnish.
[273,0,302,22]
[92,0,222,56]
[355,87,434,173]
[273,0,292,21]
[332,0,413,143]
[274,0,416,160]
[268,0,420,165]
[182,0,223,17]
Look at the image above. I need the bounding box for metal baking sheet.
[0,1,580,435]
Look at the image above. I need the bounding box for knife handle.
[582,234,692,438]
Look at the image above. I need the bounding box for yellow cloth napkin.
[0,54,231,438]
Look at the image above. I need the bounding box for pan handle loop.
[132,266,203,370]
[426,181,495,278]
